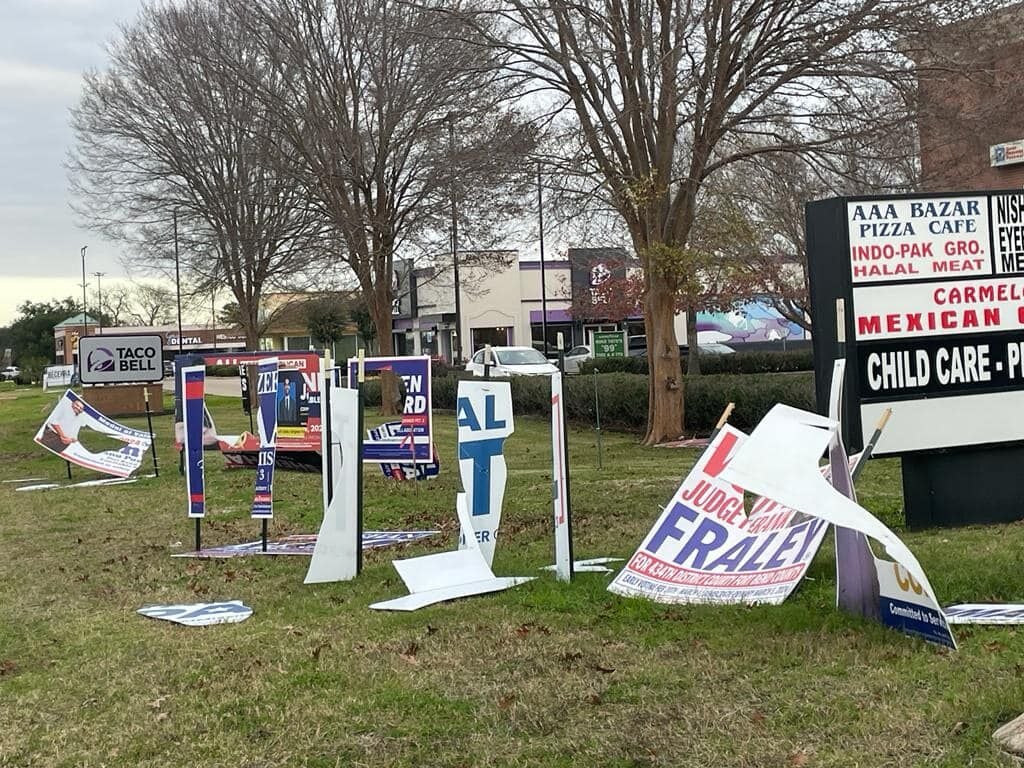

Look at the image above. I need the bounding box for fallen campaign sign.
[173,531,437,558]
[34,390,152,478]
[367,421,440,480]
[944,604,1024,624]
[608,425,829,605]
[137,600,252,626]
[720,404,957,648]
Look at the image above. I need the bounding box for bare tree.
[472,0,1000,443]
[237,0,536,371]
[739,115,920,334]
[68,0,329,350]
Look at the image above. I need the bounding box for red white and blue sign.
[182,365,207,519]
[251,358,279,518]
[349,356,432,463]
[367,421,441,479]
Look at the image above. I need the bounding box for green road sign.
[592,331,625,358]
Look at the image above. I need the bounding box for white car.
[562,345,593,374]
[466,346,559,376]
[0,366,20,381]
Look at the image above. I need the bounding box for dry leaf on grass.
[399,642,419,665]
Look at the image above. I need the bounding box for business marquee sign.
[78,334,164,384]
[807,190,1024,456]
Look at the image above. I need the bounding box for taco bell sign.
[78,335,164,384]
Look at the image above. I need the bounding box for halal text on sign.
[846,191,1024,454]
[78,334,164,384]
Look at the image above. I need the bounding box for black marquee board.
[806,190,1024,528]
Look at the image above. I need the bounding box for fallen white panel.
[305,385,360,584]
[719,404,939,608]
[369,578,534,612]
[138,600,252,626]
[541,557,622,574]
[945,604,1024,624]
[370,493,534,611]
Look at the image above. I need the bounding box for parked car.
[562,345,593,374]
[637,342,736,359]
[466,346,559,377]
[0,366,20,381]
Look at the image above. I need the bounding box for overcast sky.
[0,0,143,325]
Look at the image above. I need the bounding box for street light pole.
[537,163,549,357]
[174,209,183,354]
[80,246,88,334]
[92,272,105,333]
[448,115,463,364]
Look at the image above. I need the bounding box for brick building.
[916,7,1024,190]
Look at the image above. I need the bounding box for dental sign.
[845,191,1024,454]
[78,334,164,384]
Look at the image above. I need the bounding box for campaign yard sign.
[34,390,152,478]
[197,351,323,452]
[138,601,252,626]
[367,422,441,480]
[348,356,433,463]
[608,425,829,605]
[182,365,207,518]
[251,358,278,519]
[456,380,514,567]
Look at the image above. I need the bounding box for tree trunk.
[643,280,684,445]
[686,308,701,376]
[369,288,400,417]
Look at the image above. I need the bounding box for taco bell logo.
[87,347,115,372]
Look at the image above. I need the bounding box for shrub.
[578,356,648,375]
[415,370,815,436]
[15,356,48,385]
[698,349,814,375]
[579,348,814,377]
[206,364,242,377]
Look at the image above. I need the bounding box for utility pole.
[448,115,463,364]
[92,272,106,332]
[174,210,184,354]
[80,245,88,335]
[538,163,549,356]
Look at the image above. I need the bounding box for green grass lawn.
[1,382,1023,767]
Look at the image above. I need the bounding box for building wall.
[918,14,1024,190]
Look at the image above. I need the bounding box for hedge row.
[363,371,815,435]
[579,348,814,376]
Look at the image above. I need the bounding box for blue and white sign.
[34,389,152,478]
[349,356,432,462]
[138,600,252,626]
[456,380,513,567]
[875,558,956,647]
[944,604,1024,624]
[181,366,207,518]
[251,358,279,519]
[368,421,440,480]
